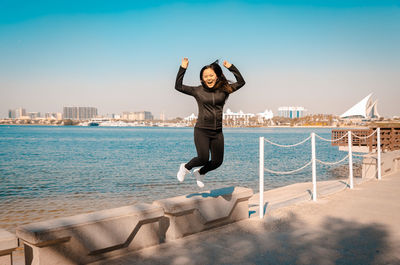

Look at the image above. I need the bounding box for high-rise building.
[278,107,306,119]
[63,107,98,120]
[8,108,26,119]
[136,111,153,121]
[78,107,97,120]
[8,109,16,119]
[27,112,41,119]
[63,107,77,120]
[160,112,166,121]
[122,111,153,121]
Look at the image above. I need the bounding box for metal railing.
[258,128,382,218]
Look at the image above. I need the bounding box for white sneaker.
[193,168,205,188]
[177,163,190,182]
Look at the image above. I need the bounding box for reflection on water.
[0,126,361,231]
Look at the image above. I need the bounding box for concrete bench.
[16,203,164,265]
[153,186,253,241]
[0,229,18,265]
[362,150,400,179]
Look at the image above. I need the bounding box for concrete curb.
[248,179,362,218]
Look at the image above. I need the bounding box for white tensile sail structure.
[366,100,380,118]
[340,93,380,119]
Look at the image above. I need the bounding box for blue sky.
[1,0,399,118]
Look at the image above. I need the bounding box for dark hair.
[200,60,232,93]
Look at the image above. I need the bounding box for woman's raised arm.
[224,60,245,93]
[175,58,197,96]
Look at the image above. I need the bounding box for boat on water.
[86,118,110,126]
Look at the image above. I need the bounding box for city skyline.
[4,105,278,120]
[1,1,399,118]
[2,91,389,120]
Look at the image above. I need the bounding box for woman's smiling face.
[202,68,217,88]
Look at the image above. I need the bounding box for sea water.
[0,125,360,230]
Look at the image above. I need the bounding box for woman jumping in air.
[175,58,246,187]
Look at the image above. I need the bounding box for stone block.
[362,156,377,179]
[0,229,18,265]
[380,150,400,176]
[153,186,253,241]
[362,150,400,179]
[16,203,164,265]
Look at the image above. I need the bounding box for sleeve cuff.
[228,64,236,70]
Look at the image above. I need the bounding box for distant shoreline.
[0,124,369,129]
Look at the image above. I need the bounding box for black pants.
[185,127,224,175]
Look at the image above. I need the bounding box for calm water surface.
[0,126,360,231]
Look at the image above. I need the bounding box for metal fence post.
[377,128,382,180]
[311,133,317,201]
[348,131,354,189]
[259,137,264,218]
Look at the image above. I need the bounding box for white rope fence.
[258,128,382,219]
[351,129,377,139]
[264,160,312,175]
[315,132,348,142]
[352,152,376,158]
[316,155,349,166]
[264,135,311,147]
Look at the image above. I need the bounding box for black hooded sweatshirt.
[175,64,245,130]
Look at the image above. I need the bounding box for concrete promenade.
[85,173,400,265]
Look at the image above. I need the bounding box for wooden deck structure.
[332,123,400,152]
